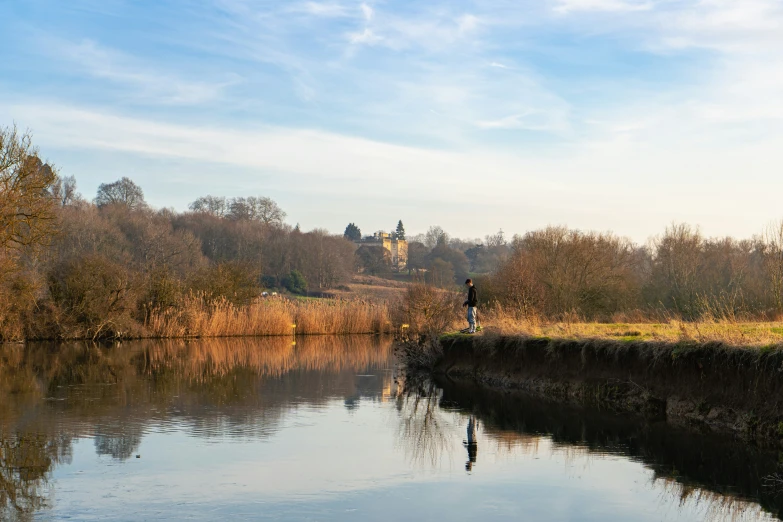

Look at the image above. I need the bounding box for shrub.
[0,268,40,341]
[261,275,279,289]
[284,270,308,295]
[393,283,458,339]
[141,268,183,312]
[47,254,137,338]
[186,261,261,305]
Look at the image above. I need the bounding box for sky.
[1,0,783,242]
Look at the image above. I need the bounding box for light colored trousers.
[467,307,477,332]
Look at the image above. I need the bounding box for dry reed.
[145,295,392,338]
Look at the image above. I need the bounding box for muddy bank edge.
[429,335,783,445]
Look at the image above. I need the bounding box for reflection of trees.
[396,381,454,468]
[658,478,771,522]
[94,423,143,461]
[0,335,397,515]
[0,430,72,521]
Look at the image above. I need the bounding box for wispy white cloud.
[457,14,479,33]
[360,3,373,21]
[349,28,382,45]
[554,0,653,13]
[5,102,559,200]
[345,5,483,51]
[290,1,351,18]
[58,39,236,105]
[476,112,554,130]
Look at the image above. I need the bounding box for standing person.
[463,279,478,334]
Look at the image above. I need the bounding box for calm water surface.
[0,337,780,521]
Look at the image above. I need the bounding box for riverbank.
[405,333,783,445]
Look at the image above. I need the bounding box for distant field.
[328,275,410,303]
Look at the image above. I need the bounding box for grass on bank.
[454,310,783,347]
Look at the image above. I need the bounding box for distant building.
[355,231,408,271]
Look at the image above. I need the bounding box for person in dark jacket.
[463,279,478,333]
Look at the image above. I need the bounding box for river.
[0,337,779,521]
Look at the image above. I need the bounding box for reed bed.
[145,295,392,338]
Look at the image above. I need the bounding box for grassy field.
[471,313,783,347]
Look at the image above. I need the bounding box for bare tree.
[252,196,286,227]
[424,226,449,249]
[495,226,640,318]
[425,258,455,289]
[649,223,703,317]
[0,125,58,257]
[762,220,783,312]
[95,177,146,210]
[227,196,286,227]
[493,247,540,318]
[485,229,506,248]
[189,195,227,217]
[49,174,81,206]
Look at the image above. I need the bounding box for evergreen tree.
[284,270,308,294]
[344,223,362,241]
[395,220,406,240]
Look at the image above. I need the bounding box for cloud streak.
[554,0,653,13]
[58,39,236,105]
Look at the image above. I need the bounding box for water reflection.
[0,338,780,521]
[0,337,395,519]
[434,376,783,521]
[464,415,478,472]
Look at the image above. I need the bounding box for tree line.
[0,126,368,339]
[482,224,783,321]
[4,125,783,340]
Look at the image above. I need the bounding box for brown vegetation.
[0,130,381,341]
[145,295,391,338]
[480,223,783,323]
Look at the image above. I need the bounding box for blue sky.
[2,0,783,241]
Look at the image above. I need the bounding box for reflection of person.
[464,415,478,471]
[462,279,478,334]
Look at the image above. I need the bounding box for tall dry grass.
[145,295,392,338]
[475,303,783,347]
